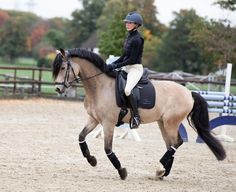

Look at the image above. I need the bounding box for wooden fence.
[0,66,235,98]
[0,66,51,96]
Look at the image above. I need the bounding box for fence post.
[38,68,42,96]
[13,68,17,95]
[216,63,234,142]
[31,69,35,94]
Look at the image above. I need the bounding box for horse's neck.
[76,58,114,100]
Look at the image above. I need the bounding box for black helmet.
[124,12,143,26]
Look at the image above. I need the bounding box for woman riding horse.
[52,48,226,180]
[106,12,144,129]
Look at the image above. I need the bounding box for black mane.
[52,52,63,79]
[52,48,112,79]
[68,48,107,71]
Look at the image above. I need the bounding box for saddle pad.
[115,72,156,109]
[137,82,156,108]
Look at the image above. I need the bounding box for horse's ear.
[56,49,60,54]
[59,48,66,57]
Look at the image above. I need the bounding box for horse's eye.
[61,66,65,70]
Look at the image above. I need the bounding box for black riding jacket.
[113,30,144,68]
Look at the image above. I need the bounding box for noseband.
[55,58,79,88]
[55,57,103,89]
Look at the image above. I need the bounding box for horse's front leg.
[79,116,99,167]
[103,123,127,180]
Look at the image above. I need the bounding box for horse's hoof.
[155,168,165,180]
[87,156,97,167]
[157,176,164,180]
[118,168,128,180]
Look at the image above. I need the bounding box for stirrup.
[130,116,140,129]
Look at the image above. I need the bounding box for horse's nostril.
[55,87,61,93]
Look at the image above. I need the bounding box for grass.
[0,57,56,95]
[0,57,37,66]
[0,57,53,81]
[15,57,37,66]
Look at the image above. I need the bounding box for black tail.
[187,92,226,161]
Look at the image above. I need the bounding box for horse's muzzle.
[55,85,65,94]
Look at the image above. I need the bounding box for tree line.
[0,0,235,77]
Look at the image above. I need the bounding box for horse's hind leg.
[79,116,99,167]
[156,120,183,179]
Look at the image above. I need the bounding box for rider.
[106,12,144,129]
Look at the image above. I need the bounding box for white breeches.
[123,64,143,96]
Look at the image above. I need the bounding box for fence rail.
[0,66,235,98]
[0,66,53,97]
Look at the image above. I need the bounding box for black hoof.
[118,168,127,180]
[164,170,170,177]
[87,156,97,167]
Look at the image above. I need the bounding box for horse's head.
[52,48,80,94]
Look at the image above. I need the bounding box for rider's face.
[125,22,137,31]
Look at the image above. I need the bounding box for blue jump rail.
[196,116,236,143]
[179,116,236,143]
[179,91,236,143]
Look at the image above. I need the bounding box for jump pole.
[216,63,234,142]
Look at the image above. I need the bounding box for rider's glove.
[106,63,117,72]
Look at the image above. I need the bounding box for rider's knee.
[124,88,131,96]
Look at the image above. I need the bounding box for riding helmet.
[123,12,143,26]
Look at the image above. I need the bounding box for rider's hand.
[106,63,117,72]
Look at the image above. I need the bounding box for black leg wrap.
[163,156,174,176]
[160,147,176,176]
[79,141,90,158]
[107,152,121,170]
[116,108,128,127]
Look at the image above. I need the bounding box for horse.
[52,48,226,180]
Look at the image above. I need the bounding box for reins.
[79,71,104,81]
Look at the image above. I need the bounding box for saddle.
[115,68,156,109]
[115,68,156,126]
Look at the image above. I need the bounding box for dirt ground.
[0,98,236,192]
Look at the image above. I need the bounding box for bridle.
[55,57,103,89]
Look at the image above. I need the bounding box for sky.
[0,0,236,26]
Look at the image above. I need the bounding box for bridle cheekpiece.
[55,55,80,89]
[55,52,104,89]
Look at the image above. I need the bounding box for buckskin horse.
[52,48,226,180]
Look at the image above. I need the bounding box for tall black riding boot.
[127,94,140,129]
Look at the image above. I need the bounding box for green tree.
[44,29,67,48]
[0,16,28,62]
[98,0,127,57]
[97,0,165,37]
[213,0,236,77]
[190,19,236,70]
[132,0,166,35]
[98,0,163,68]
[142,36,160,68]
[156,9,213,74]
[68,0,106,46]
[214,0,236,11]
